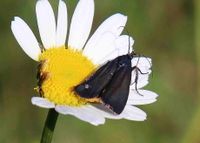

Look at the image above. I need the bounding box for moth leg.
[131,66,149,96]
[137,67,149,75]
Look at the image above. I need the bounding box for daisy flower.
[11,0,158,126]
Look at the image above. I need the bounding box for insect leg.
[131,56,149,96]
[131,66,143,96]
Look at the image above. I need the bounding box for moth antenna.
[128,36,131,54]
[117,26,134,54]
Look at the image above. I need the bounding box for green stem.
[40,109,59,143]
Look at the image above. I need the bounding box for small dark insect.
[37,60,48,96]
[74,51,150,114]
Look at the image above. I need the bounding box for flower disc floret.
[39,47,96,106]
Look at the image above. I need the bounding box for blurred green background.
[0,0,196,143]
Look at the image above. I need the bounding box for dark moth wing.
[75,54,133,114]
[100,55,132,114]
[74,58,119,98]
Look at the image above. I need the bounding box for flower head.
[11,0,158,125]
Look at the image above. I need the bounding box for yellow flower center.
[37,47,97,106]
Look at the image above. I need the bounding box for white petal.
[83,13,127,63]
[86,35,134,65]
[128,98,157,105]
[127,90,158,105]
[31,97,55,108]
[92,104,146,121]
[91,104,123,119]
[36,0,56,49]
[68,0,94,50]
[131,57,152,88]
[129,89,159,100]
[85,32,117,64]
[132,57,152,71]
[11,17,41,61]
[129,90,159,99]
[120,105,147,121]
[55,105,105,126]
[56,0,68,47]
[115,35,134,55]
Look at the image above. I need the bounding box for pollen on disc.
[38,47,96,106]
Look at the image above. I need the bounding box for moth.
[74,52,148,114]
